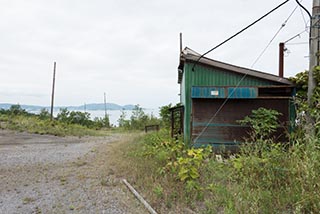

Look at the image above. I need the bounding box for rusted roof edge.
[179,47,293,85]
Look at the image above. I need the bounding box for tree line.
[0,103,175,131]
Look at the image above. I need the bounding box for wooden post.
[122,179,158,214]
[171,110,174,138]
[180,107,184,134]
[50,62,56,121]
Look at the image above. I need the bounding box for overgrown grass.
[0,114,110,136]
[113,130,320,213]
[110,130,211,213]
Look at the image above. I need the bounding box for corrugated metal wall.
[188,63,279,87]
[191,86,258,99]
[191,99,290,147]
[181,63,283,146]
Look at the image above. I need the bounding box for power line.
[283,29,308,58]
[194,0,311,143]
[250,28,282,68]
[295,0,312,19]
[284,29,308,43]
[195,32,307,143]
[191,0,290,71]
[299,7,309,29]
[286,42,308,45]
[251,2,300,68]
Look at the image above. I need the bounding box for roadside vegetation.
[117,104,161,131]
[0,105,104,136]
[2,69,320,213]
[109,70,320,213]
[0,104,159,136]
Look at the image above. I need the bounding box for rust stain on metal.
[192,99,290,145]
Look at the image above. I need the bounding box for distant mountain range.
[0,103,136,111]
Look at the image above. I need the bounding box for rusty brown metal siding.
[191,98,290,147]
[181,63,283,146]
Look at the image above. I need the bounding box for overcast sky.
[0,0,312,108]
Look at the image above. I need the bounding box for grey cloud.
[0,0,312,107]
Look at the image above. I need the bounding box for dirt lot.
[0,129,147,214]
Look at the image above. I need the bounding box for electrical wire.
[250,27,284,68]
[286,42,308,45]
[251,2,300,68]
[295,0,312,19]
[193,74,249,144]
[194,0,297,143]
[284,29,308,43]
[294,0,312,65]
[283,29,308,57]
[194,0,312,143]
[299,7,309,30]
[191,0,290,71]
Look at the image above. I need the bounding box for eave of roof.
[178,47,293,85]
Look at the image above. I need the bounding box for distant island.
[0,103,136,112]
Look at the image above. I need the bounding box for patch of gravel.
[0,130,147,214]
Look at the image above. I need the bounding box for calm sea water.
[31,109,159,126]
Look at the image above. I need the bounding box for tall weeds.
[121,108,320,213]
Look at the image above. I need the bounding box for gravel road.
[0,130,147,214]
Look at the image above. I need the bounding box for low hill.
[0,103,135,111]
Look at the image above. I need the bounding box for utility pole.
[50,62,56,121]
[308,0,320,106]
[179,32,183,53]
[104,92,107,118]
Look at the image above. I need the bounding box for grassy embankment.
[0,111,110,137]
[4,116,99,136]
[0,104,160,137]
[109,70,320,214]
[2,107,319,213]
[109,116,320,214]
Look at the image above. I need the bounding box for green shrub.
[125,107,320,213]
[1,113,106,137]
[38,108,50,120]
[117,105,161,131]
[238,107,282,141]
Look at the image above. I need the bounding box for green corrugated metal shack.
[177,47,295,151]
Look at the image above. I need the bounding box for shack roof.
[178,47,293,85]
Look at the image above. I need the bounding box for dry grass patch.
[106,132,189,213]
